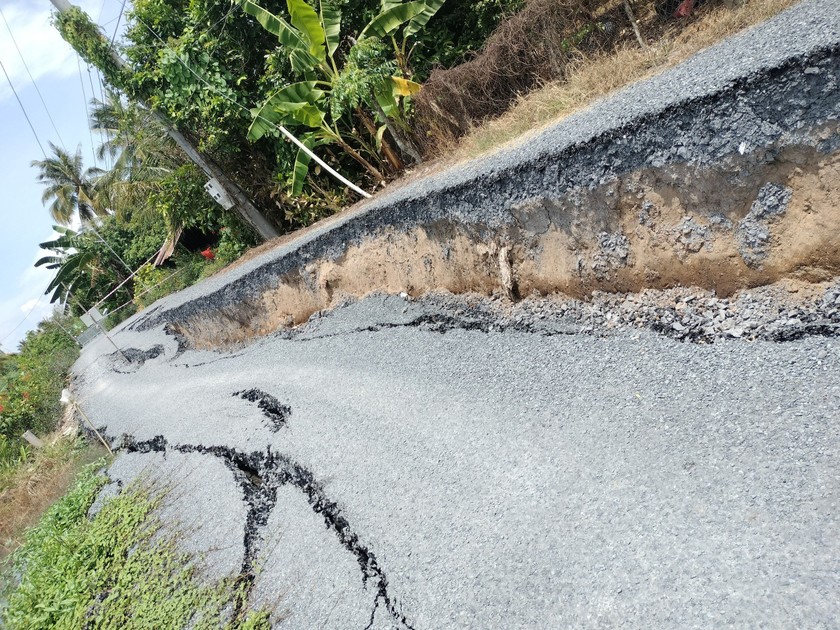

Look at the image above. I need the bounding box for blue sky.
[0,0,126,352]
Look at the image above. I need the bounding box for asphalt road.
[75,294,840,628]
[70,1,840,625]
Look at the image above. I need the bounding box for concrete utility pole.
[49,0,279,241]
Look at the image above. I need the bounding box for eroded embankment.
[143,42,839,350]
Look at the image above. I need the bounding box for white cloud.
[0,288,56,353]
[19,297,38,312]
[0,0,107,103]
[0,227,66,352]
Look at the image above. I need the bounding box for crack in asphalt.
[277,312,584,345]
[233,389,291,432]
[121,435,415,629]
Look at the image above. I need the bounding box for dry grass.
[450,0,800,161]
[0,435,108,563]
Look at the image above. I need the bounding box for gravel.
[121,0,840,332]
[72,285,840,628]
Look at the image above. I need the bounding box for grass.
[449,0,800,161]
[0,434,106,563]
[1,460,270,629]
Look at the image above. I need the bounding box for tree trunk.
[372,100,423,164]
[356,108,403,172]
[623,0,648,51]
[334,137,386,184]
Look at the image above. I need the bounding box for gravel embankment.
[127,0,840,331]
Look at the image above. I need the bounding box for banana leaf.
[248,82,326,141]
[391,76,422,97]
[405,0,446,38]
[360,1,426,39]
[241,1,319,73]
[320,0,342,58]
[290,134,331,195]
[287,0,327,62]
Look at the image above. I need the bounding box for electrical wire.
[94,68,111,169]
[110,0,127,47]
[86,63,110,168]
[0,288,48,351]
[0,5,66,148]
[76,54,99,169]
[0,55,46,158]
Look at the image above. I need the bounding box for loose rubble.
[397,279,840,344]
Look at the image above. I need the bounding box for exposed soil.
[173,134,840,349]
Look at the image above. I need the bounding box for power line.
[0,55,46,158]
[0,288,48,352]
[86,63,110,168]
[94,68,111,169]
[110,0,127,47]
[76,53,98,169]
[0,5,66,148]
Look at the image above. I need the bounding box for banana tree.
[241,0,444,191]
[35,227,98,306]
[35,226,130,310]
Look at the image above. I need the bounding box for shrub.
[0,315,80,467]
[413,0,628,151]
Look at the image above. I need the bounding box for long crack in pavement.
[122,431,415,629]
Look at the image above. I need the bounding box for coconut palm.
[32,143,106,225]
[88,93,179,221]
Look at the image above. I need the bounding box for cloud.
[0,288,56,353]
[0,0,107,103]
[19,297,38,312]
[0,227,65,352]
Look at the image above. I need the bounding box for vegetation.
[447,0,800,160]
[1,462,270,629]
[31,0,532,325]
[31,143,107,224]
[1,0,799,623]
[51,0,524,232]
[0,314,82,472]
[0,437,105,560]
[22,0,795,348]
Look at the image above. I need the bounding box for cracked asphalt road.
[74,295,840,628]
[68,2,840,624]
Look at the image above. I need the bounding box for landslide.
[130,0,840,350]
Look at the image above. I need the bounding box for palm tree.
[88,93,179,221]
[32,143,106,225]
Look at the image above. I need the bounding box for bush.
[413,0,627,151]
[0,314,80,468]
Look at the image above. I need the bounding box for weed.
[1,460,270,629]
[0,436,106,561]
[434,0,798,161]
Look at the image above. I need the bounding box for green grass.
[2,460,270,629]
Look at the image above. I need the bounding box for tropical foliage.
[54,0,522,230]
[32,0,521,330]
[31,144,106,225]
[0,314,82,471]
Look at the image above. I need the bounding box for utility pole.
[48,0,279,241]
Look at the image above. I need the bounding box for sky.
[0,0,127,353]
